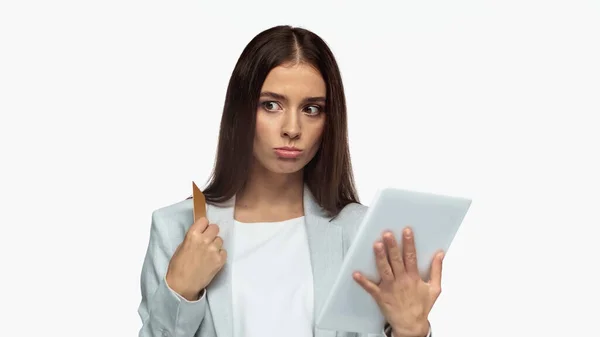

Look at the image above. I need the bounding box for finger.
[402,227,419,276]
[190,217,209,232]
[428,251,444,296]
[382,231,405,276]
[374,241,395,281]
[353,272,380,297]
[212,236,223,249]
[202,224,220,241]
[218,248,228,263]
[186,218,209,242]
[208,236,223,253]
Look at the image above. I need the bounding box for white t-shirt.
[231,216,314,337]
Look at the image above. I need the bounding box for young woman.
[137,25,444,337]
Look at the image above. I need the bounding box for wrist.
[165,275,203,301]
[390,321,429,337]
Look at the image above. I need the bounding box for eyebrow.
[260,91,326,103]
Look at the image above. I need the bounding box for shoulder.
[148,198,232,247]
[148,198,194,251]
[332,202,368,224]
[331,202,368,248]
[152,198,194,226]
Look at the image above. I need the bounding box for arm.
[137,211,207,337]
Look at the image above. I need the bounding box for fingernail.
[403,228,412,237]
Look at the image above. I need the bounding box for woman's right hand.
[165,217,227,301]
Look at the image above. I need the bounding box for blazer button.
[161,329,169,337]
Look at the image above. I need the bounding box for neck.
[236,163,304,210]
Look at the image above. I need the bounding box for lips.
[274,147,303,159]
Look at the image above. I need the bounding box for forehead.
[261,63,326,98]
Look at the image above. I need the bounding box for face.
[253,62,327,175]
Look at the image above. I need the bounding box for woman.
[137,25,444,337]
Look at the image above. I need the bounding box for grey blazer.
[137,186,396,337]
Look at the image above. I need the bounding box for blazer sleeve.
[383,323,432,337]
[137,210,207,337]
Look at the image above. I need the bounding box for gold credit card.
[192,181,206,222]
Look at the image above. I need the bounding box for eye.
[304,105,322,116]
[262,101,282,112]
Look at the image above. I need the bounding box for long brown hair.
[202,25,359,216]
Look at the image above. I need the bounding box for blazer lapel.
[204,187,345,337]
[205,198,235,337]
[303,186,345,337]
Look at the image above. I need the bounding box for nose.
[281,111,301,139]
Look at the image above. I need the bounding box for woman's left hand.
[353,227,444,337]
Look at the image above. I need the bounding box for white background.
[1,0,599,336]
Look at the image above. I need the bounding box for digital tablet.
[315,187,472,334]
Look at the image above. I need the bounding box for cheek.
[254,112,268,141]
[254,111,276,146]
[308,120,326,149]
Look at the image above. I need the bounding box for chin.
[270,161,306,175]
